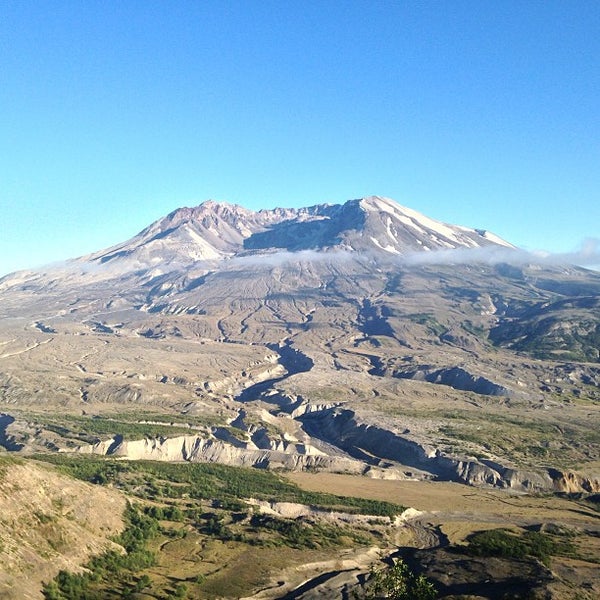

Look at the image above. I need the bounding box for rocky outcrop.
[300,408,434,469]
[548,468,600,493]
[451,463,600,493]
[392,366,512,397]
[249,499,395,525]
[73,434,365,473]
[0,414,24,451]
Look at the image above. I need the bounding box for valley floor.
[287,472,600,599]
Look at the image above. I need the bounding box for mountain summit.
[81,196,513,271]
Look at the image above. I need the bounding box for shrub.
[465,528,575,566]
[360,559,436,599]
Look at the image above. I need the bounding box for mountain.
[84,196,514,269]
[0,196,599,495]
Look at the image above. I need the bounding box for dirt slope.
[0,456,125,600]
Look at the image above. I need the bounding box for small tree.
[42,581,63,600]
[134,574,151,591]
[361,559,436,600]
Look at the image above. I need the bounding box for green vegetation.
[490,315,600,363]
[9,410,226,453]
[465,528,577,567]
[436,409,599,469]
[28,413,206,444]
[33,455,404,599]
[105,410,223,429]
[408,313,447,338]
[0,454,22,479]
[43,503,159,599]
[461,319,486,338]
[188,508,373,549]
[245,513,372,548]
[31,454,405,517]
[358,559,437,599]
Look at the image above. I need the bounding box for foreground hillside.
[1,454,598,599]
[0,456,125,600]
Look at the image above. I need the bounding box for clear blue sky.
[1,1,599,276]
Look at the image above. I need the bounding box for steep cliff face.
[298,407,600,493]
[63,399,600,493]
[548,469,600,493]
[73,434,367,474]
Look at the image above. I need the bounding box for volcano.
[0,196,598,493]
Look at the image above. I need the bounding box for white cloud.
[398,239,600,271]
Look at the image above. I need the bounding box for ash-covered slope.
[0,195,515,318]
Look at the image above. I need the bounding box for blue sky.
[1,1,599,276]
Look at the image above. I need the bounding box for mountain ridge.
[75,196,515,273]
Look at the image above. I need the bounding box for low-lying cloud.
[228,240,600,272]
[228,249,356,268]
[399,238,600,270]
[4,238,598,285]
[538,238,600,269]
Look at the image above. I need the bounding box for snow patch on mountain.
[370,237,400,254]
[361,196,461,242]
